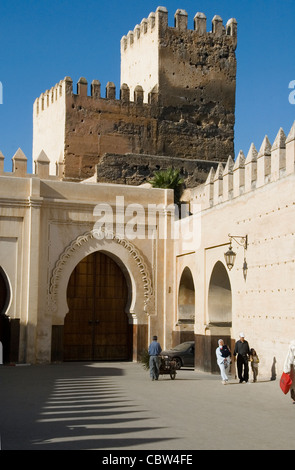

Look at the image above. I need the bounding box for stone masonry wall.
[33,7,237,184]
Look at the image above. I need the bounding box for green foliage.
[149,168,184,204]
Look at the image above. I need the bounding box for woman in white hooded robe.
[216,339,230,384]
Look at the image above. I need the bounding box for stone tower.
[33,6,237,185]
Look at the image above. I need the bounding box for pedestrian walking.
[249,348,259,382]
[233,332,250,383]
[216,339,231,384]
[283,339,295,402]
[148,335,162,381]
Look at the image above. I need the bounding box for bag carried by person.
[223,358,230,369]
[221,345,231,358]
[280,372,292,394]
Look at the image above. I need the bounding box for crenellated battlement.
[33,79,65,115]
[33,76,160,116]
[193,121,295,210]
[0,148,62,180]
[120,6,237,53]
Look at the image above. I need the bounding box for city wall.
[175,121,295,377]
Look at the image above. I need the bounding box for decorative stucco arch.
[48,228,154,325]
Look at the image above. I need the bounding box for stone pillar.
[271,128,286,182]
[286,121,295,175]
[132,323,148,361]
[91,80,101,99]
[25,179,43,363]
[222,155,234,201]
[257,136,271,187]
[77,77,88,97]
[245,143,258,192]
[35,150,50,179]
[194,12,207,35]
[0,151,4,174]
[12,148,27,176]
[233,150,245,197]
[174,9,188,31]
[106,82,116,100]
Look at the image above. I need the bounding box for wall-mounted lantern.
[224,234,248,279]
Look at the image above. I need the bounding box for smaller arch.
[178,267,195,323]
[0,266,11,316]
[208,261,232,325]
[0,267,12,363]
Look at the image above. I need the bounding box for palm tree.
[149,168,184,205]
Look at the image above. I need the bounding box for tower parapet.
[34,76,160,109]
[121,7,237,105]
[121,7,237,52]
[33,80,64,115]
[33,76,162,180]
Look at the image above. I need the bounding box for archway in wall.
[207,261,232,373]
[0,267,11,363]
[178,267,195,322]
[64,251,131,361]
[208,261,232,326]
[175,267,195,345]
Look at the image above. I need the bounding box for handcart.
[159,355,177,379]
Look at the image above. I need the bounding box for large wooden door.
[64,252,130,361]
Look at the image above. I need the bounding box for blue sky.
[0,0,294,173]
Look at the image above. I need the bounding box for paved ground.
[0,361,294,451]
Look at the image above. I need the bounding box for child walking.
[250,348,259,382]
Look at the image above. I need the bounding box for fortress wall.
[62,78,161,180]
[32,7,237,182]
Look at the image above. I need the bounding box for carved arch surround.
[49,229,154,324]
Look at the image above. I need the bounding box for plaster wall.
[0,170,174,363]
[33,81,66,176]
[174,122,295,378]
[120,12,159,103]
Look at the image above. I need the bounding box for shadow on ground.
[0,362,175,450]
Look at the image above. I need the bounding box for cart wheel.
[170,371,176,380]
[172,357,182,370]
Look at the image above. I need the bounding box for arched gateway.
[208,261,232,328]
[49,229,154,362]
[207,261,232,373]
[196,260,233,373]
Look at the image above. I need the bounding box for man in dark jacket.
[234,333,250,383]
